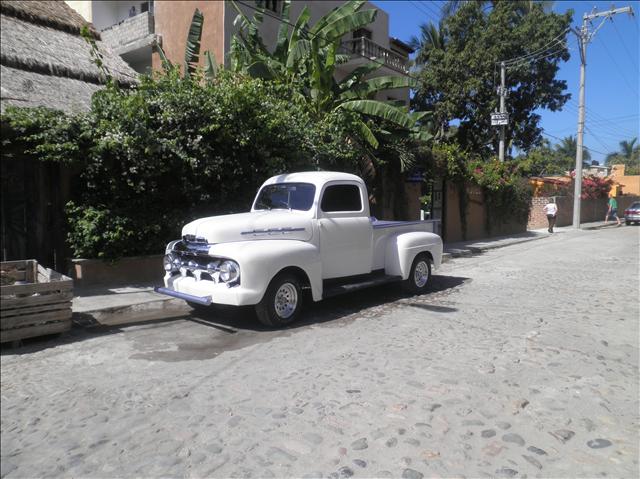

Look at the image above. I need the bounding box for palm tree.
[606,137,640,165]
[409,22,447,65]
[555,135,591,168]
[605,137,640,167]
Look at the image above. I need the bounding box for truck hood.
[182,211,313,244]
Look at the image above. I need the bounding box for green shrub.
[2,70,364,259]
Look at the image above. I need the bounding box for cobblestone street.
[1,226,638,478]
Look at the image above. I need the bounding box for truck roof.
[263,171,365,188]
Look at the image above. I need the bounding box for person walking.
[605,195,622,226]
[543,199,558,233]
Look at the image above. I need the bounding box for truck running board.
[322,274,402,299]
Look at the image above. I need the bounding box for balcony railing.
[342,37,409,74]
[100,11,155,52]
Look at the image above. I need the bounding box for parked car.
[155,171,443,327]
[624,201,640,225]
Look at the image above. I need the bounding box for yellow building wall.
[610,164,640,196]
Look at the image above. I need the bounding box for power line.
[564,99,638,138]
[416,0,442,19]
[584,125,616,155]
[611,19,639,71]
[408,0,435,20]
[594,34,639,100]
[541,130,609,156]
[505,43,574,69]
[499,28,570,65]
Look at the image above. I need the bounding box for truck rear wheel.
[403,253,432,295]
[255,273,303,327]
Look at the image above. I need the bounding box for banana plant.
[229,0,433,149]
[157,8,218,82]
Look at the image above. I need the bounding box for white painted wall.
[65,1,92,22]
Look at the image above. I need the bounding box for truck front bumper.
[154,287,212,306]
[159,274,263,306]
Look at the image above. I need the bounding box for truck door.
[318,182,373,278]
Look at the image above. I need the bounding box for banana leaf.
[184,8,204,78]
[338,100,415,130]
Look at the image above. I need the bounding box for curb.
[442,234,548,262]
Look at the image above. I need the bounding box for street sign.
[491,112,509,126]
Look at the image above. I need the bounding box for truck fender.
[209,240,323,303]
[384,232,443,279]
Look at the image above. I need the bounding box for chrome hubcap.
[274,283,298,319]
[414,261,429,288]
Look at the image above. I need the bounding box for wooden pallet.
[1,260,73,343]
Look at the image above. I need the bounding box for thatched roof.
[1,0,138,114]
[0,0,100,39]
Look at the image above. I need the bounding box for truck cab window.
[321,184,362,212]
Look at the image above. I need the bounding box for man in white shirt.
[542,199,558,233]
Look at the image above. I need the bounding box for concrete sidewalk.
[72,221,621,326]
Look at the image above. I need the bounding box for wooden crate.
[1,260,73,343]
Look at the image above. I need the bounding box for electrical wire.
[499,27,570,65]
[540,130,609,156]
[595,34,639,100]
[584,125,616,156]
[611,19,639,71]
[409,0,435,20]
[564,99,638,138]
[505,43,574,70]
[416,0,442,19]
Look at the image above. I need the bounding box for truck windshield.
[254,183,316,211]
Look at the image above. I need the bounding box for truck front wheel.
[255,273,303,327]
[403,253,432,295]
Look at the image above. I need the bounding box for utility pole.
[499,62,506,161]
[571,5,634,228]
[492,62,508,161]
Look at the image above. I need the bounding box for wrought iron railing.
[342,37,409,74]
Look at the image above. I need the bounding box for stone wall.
[527,195,640,229]
[100,11,154,50]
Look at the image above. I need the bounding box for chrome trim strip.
[154,287,212,305]
[240,227,306,235]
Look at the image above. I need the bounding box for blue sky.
[372,0,640,164]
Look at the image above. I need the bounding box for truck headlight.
[186,260,198,272]
[219,260,239,283]
[163,254,180,273]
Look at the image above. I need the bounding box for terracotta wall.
[443,183,526,242]
[152,1,224,72]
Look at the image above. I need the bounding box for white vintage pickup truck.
[156,171,442,326]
